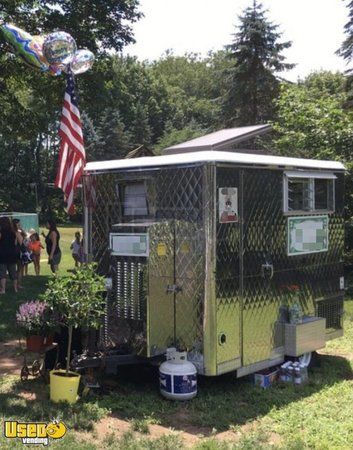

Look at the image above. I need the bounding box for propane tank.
[159,348,197,400]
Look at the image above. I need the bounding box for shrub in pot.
[41,263,106,403]
[16,301,56,351]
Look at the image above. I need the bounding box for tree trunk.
[66,325,73,376]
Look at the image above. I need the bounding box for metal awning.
[285,171,337,179]
[84,150,345,173]
[162,124,272,154]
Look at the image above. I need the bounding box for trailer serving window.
[122,182,149,217]
[283,171,335,213]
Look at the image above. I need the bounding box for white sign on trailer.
[109,233,149,257]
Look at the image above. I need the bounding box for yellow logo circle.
[46,421,67,439]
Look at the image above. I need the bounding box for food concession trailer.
[82,127,345,377]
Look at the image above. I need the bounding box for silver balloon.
[43,31,76,65]
[70,49,95,75]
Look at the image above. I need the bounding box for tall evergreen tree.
[130,102,152,147]
[93,109,133,160]
[337,1,353,63]
[337,1,353,107]
[222,0,294,126]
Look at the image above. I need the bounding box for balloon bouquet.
[0,23,94,75]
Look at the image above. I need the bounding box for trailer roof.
[162,125,271,154]
[84,151,345,173]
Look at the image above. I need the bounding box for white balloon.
[70,49,95,75]
[43,31,76,65]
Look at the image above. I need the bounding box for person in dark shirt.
[0,217,19,294]
[12,219,25,288]
[42,219,61,274]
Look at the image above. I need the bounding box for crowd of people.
[0,216,83,294]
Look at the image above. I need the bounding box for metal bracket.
[166,284,182,294]
[261,263,274,279]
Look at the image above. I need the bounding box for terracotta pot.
[26,335,45,352]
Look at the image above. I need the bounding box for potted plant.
[41,263,106,404]
[16,301,49,351]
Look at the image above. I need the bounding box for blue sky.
[124,0,349,81]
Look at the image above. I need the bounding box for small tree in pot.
[41,263,106,403]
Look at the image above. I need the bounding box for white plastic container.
[159,348,197,400]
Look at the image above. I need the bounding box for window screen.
[284,172,335,213]
[315,178,334,211]
[123,183,148,216]
[288,178,312,211]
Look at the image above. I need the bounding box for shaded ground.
[0,340,23,376]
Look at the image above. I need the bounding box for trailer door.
[215,168,242,374]
[241,169,281,366]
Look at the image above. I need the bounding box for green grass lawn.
[0,228,352,449]
[1,312,353,450]
[0,226,81,342]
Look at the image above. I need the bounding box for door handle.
[261,263,274,279]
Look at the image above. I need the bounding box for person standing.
[70,231,82,267]
[28,231,44,276]
[0,217,19,294]
[12,219,24,288]
[43,219,61,274]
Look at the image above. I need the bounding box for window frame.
[117,180,152,220]
[283,171,336,215]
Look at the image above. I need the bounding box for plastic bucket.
[50,370,81,404]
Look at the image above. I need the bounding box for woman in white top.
[70,231,82,267]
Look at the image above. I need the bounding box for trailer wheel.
[297,352,312,368]
[21,366,30,381]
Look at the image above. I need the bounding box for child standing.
[28,232,44,276]
[70,231,82,267]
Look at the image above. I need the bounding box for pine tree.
[94,109,133,160]
[337,1,353,63]
[130,102,152,147]
[222,0,294,126]
[337,1,353,107]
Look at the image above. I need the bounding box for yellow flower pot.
[50,370,81,404]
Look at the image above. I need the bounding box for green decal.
[288,215,329,256]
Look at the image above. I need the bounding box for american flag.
[55,71,86,215]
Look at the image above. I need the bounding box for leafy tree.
[0,0,142,53]
[154,121,206,155]
[222,0,294,126]
[149,51,229,130]
[0,2,141,218]
[273,72,353,161]
[272,71,353,219]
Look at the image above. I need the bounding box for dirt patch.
[171,408,212,437]
[18,390,37,401]
[215,430,241,442]
[75,414,278,448]
[75,416,200,448]
[0,340,23,376]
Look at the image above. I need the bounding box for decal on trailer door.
[219,187,238,223]
[287,215,329,256]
